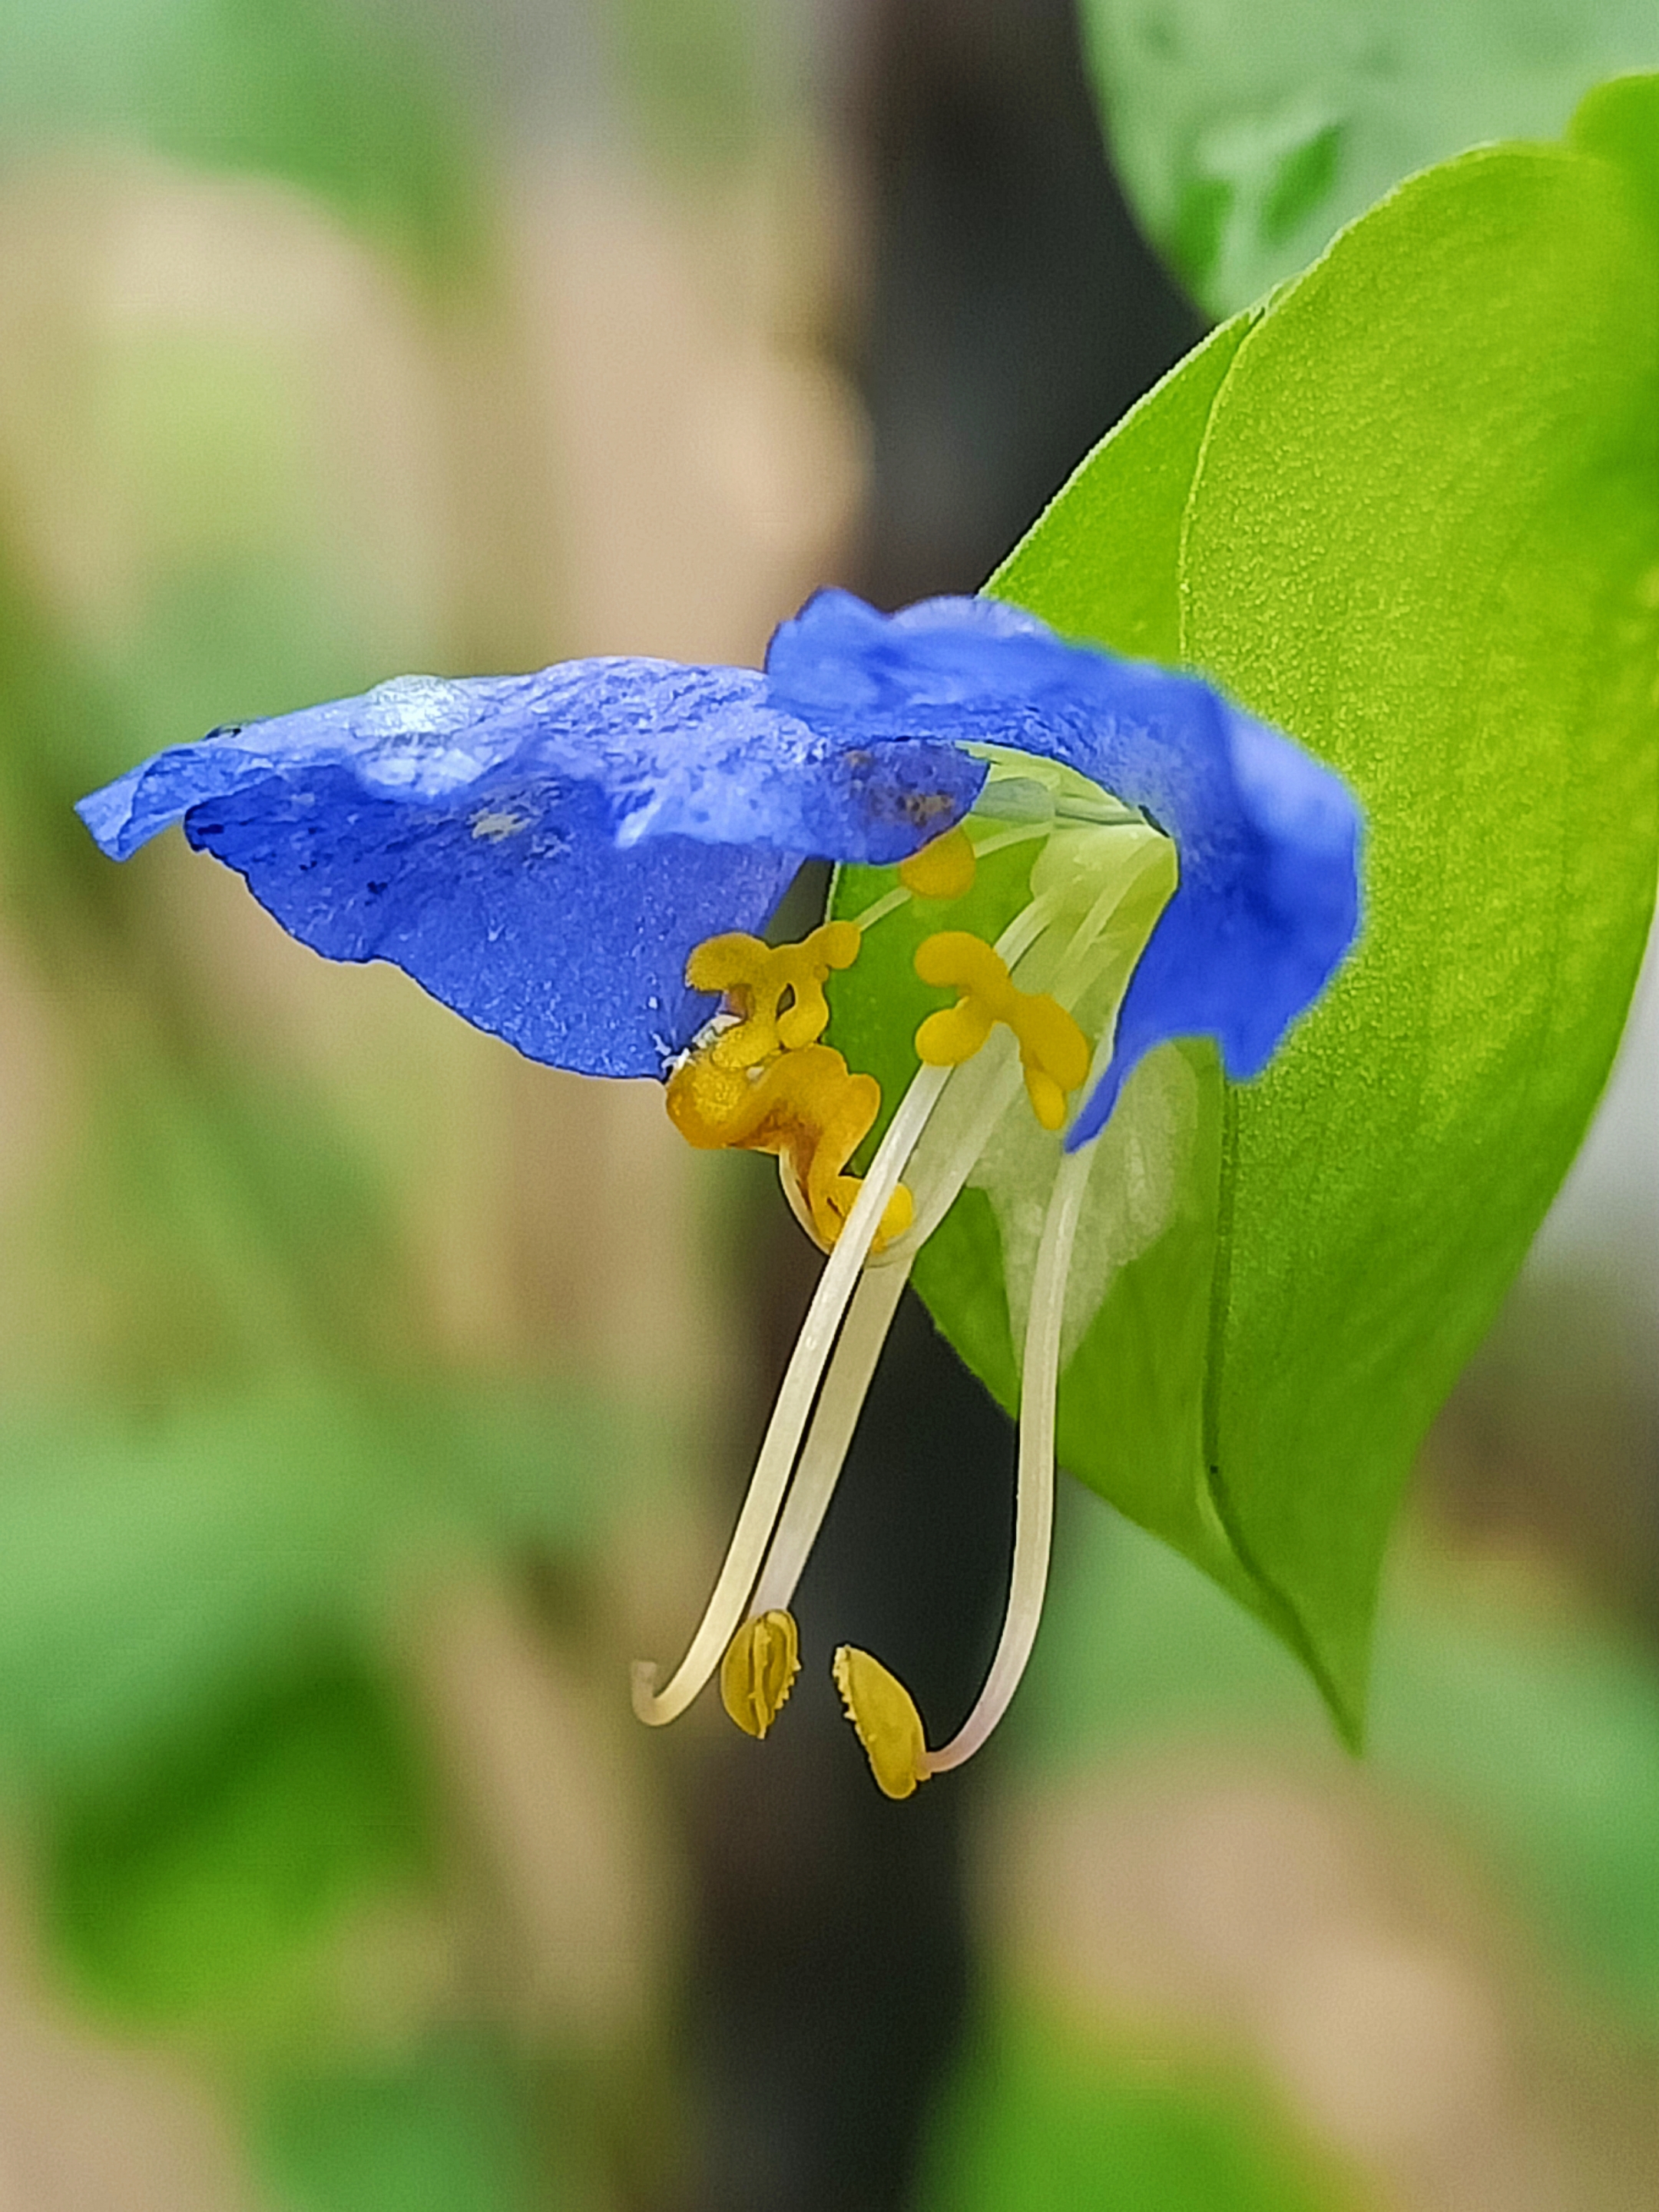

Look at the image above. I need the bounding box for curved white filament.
[631,1061,951,1724]
[924,1134,1091,1771]
[750,1256,913,1616]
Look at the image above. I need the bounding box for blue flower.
[79,588,1361,1795]
[79,590,1357,1132]
[764,591,1360,1142]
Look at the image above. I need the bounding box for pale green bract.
[830,78,1659,1743]
[1080,0,1659,315]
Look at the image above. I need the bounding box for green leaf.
[1078,0,1659,316]
[831,321,1270,1615]
[1181,105,1659,1732]
[997,314,1256,664]
[839,84,1659,1740]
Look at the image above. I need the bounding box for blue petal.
[77,657,984,1077]
[770,591,1362,1144]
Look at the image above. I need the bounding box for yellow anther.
[833,1646,930,1800]
[666,1041,911,1253]
[686,922,862,1069]
[912,932,1091,1133]
[897,826,977,902]
[720,1610,800,1738]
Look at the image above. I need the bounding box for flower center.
[638,781,1177,1777]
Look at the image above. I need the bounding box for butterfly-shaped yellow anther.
[912,931,1090,1131]
[667,1040,912,1252]
[686,921,862,1070]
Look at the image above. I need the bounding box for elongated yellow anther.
[898,826,977,902]
[667,1041,911,1251]
[687,922,862,1068]
[720,1610,800,1737]
[912,931,1090,1131]
[833,1646,931,1799]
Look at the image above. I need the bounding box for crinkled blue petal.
[769,590,1362,1144]
[77,656,985,1077]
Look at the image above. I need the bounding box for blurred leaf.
[919,2000,1360,2212]
[43,1647,434,2023]
[945,88,1659,1737]
[1026,1495,1659,2039]
[255,2037,543,2212]
[0,1385,649,1800]
[0,528,134,950]
[0,1397,396,1796]
[0,524,429,1392]
[0,0,483,281]
[1373,1575,1659,2041]
[1078,0,1659,315]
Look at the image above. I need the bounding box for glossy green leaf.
[1180,106,1659,1730]
[1078,0,1659,315]
[838,84,1659,1740]
[830,320,1269,1618]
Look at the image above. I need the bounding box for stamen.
[633,1058,952,1727]
[926,1104,1093,1773]
[687,921,862,1068]
[667,1043,911,1252]
[833,1645,929,1799]
[913,932,1090,1131]
[886,892,1066,1257]
[750,1257,913,1615]
[650,810,1172,1756]
[720,1609,800,1737]
[898,825,976,901]
[848,823,1055,934]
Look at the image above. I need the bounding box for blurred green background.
[0,2,1653,2208]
